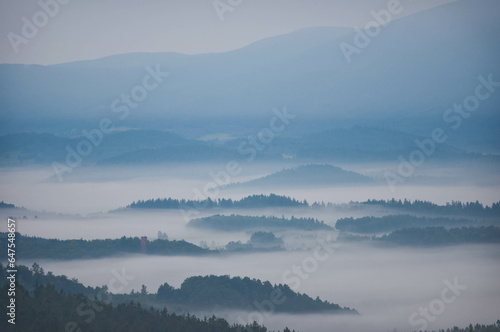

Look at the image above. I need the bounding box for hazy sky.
[0,0,457,65]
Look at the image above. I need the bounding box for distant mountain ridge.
[231,164,374,188]
[2,126,488,167]
[0,130,237,166]
[0,0,499,152]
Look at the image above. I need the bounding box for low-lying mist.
[2,162,499,332]
[1,162,499,215]
[17,243,500,332]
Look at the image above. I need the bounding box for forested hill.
[127,194,308,209]
[335,215,476,234]
[361,199,500,217]
[188,214,332,231]
[0,201,16,209]
[339,226,500,247]
[1,264,353,314]
[0,234,207,260]
[376,226,500,246]
[0,283,276,332]
[0,263,102,298]
[125,195,500,219]
[155,275,356,314]
[1,277,498,332]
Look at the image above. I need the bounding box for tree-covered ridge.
[188,214,332,231]
[0,280,497,332]
[377,226,500,246]
[0,233,207,260]
[225,231,284,252]
[250,231,284,246]
[412,321,500,332]
[339,226,500,246]
[335,214,475,234]
[361,198,500,217]
[0,263,353,327]
[127,194,308,209]
[157,275,355,314]
[0,201,15,208]
[231,164,374,188]
[127,195,500,220]
[0,263,102,298]
[0,282,281,332]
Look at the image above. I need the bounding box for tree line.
[335,214,475,234]
[156,275,355,314]
[0,282,281,332]
[127,194,308,209]
[362,198,500,217]
[188,214,332,231]
[0,234,207,260]
[338,226,500,246]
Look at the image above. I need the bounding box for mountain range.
[0,0,498,154]
[229,164,374,188]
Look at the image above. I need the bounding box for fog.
[1,163,499,215]
[18,244,500,332]
[0,205,394,244]
[1,164,500,331]
[1,0,499,330]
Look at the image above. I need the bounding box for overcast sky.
[0,0,457,65]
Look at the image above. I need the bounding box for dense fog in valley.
[1,163,500,331]
[15,245,500,332]
[1,163,499,215]
[1,1,499,331]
